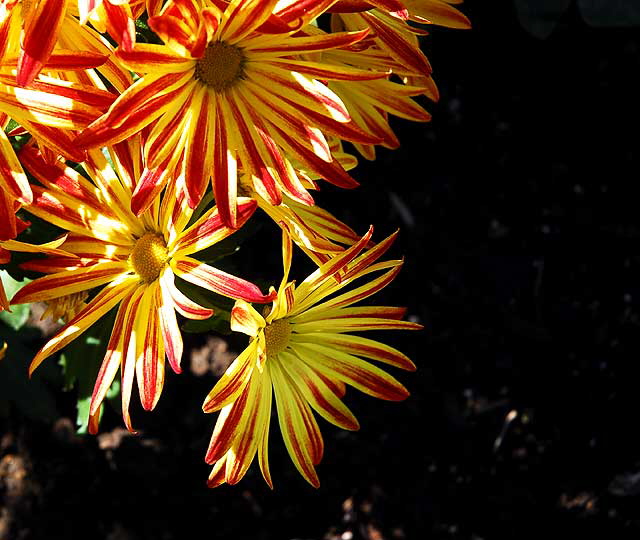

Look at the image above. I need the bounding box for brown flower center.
[130,233,168,283]
[195,41,245,92]
[264,319,291,356]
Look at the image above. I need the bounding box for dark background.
[3,0,640,538]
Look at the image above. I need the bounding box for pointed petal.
[135,284,165,411]
[292,332,416,371]
[270,360,322,487]
[280,351,359,431]
[158,270,183,374]
[173,198,257,257]
[11,262,129,305]
[17,0,68,86]
[28,276,138,375]
[202,339,257,413]
[172,257,274,303]
[293,342,409,401]
[230,300,265,338]
[161,267,213,319]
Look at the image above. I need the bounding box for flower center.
[195,41,245,92]
[264,319,291,356]
[130,233,168,283]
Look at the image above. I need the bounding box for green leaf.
[0,271,31,330]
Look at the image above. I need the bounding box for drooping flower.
[10,142,273,432]
[202,227,422,488]
[75,0,387,227]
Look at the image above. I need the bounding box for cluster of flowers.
[0,0,467,487]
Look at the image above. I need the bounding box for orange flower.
[203,228,421,487]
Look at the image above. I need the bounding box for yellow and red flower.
[10,142,273,432]
[75,0,387,227]
[202,227,422,487]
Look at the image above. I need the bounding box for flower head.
[202,227,422,488]
[10,142,273,432]
[75,0,386,226]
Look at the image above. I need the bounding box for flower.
[202,227,422,488]
[75,0,386,227]
[10,142,273,432]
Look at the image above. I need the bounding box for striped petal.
[230,300,265,338]
[11,261,129,304]
[88,289,136,427]
[172,257,273,303]
[270,360,322,487]
[0,129,31,205]
[205,392,249,464]
[224,366,273,484]
[280,351,359,430]
[292,332,416,371]
[116,43,195,73]
[17,0,68,86]
[173,199,257,257]
[202,339,257,413]
[135,284,165,411]
[119,284,146,432]
[161,267,213,320]
[158,269,183,374]
[293,315,422,333]
[27,275,138,375]
[293,342,409,401]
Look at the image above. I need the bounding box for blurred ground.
[3,1,640,539]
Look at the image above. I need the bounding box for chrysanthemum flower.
[202,227,422,488]
[75,0,387,226]
[10,142,273,432]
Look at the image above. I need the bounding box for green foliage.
[0,271,31,330]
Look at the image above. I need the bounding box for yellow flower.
[75,0,386,227]
[10,142,273,433]
[203,227,422,488]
